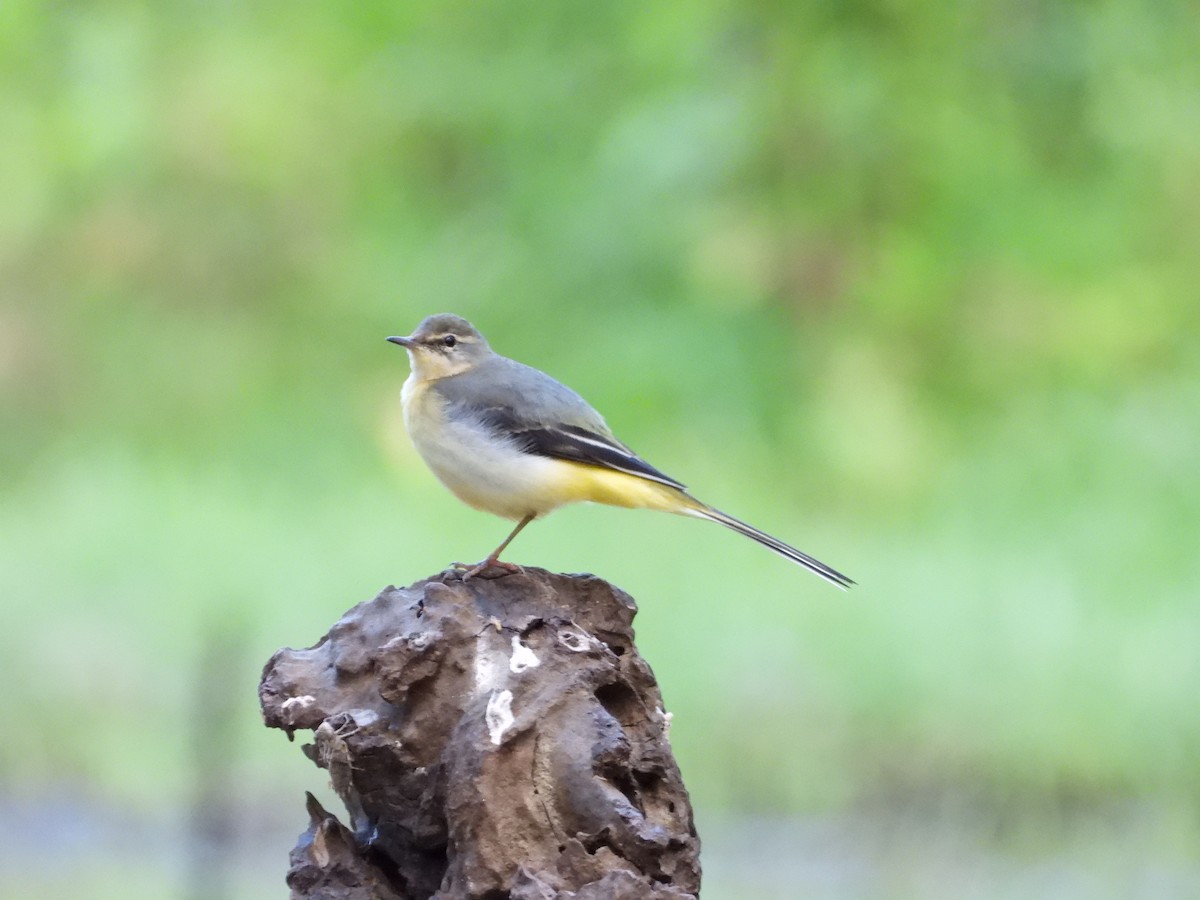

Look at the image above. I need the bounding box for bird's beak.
[387,335,415,348]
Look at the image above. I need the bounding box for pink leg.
[455,514,535,580]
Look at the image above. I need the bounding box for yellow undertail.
[559,461,854,589]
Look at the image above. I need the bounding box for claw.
[451,515,534,581]
[452,559,524,581]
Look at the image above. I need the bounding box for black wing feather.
[478,407,686,490]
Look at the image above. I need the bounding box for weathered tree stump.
[259,568,701,899]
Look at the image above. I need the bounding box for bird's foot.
[452,558,524,581]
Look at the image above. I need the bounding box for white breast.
[401,376,575,520]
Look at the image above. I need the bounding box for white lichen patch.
[282,695,316,718]
[557,628,593,653]
[473,635,503,693]
[486,689,515,746]
[657,706,674,740]
[344,708,380,730]
[509,635,540,673]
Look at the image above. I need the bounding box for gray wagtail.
[388,313,853,588]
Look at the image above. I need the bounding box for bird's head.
[388,314,491,380]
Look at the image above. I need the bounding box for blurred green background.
[3,1,1199,897]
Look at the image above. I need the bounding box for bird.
[387,313,853,588]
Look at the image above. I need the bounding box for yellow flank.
[550,460,694,513]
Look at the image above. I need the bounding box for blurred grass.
[2,0,1200,894]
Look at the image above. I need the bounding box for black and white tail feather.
[682,504,855,590]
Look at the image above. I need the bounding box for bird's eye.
[442,334,457,348]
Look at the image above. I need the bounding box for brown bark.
[260,568,701,899]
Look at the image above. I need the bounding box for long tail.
[682,502,855,590]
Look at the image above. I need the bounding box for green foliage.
[2,0,1198,887]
